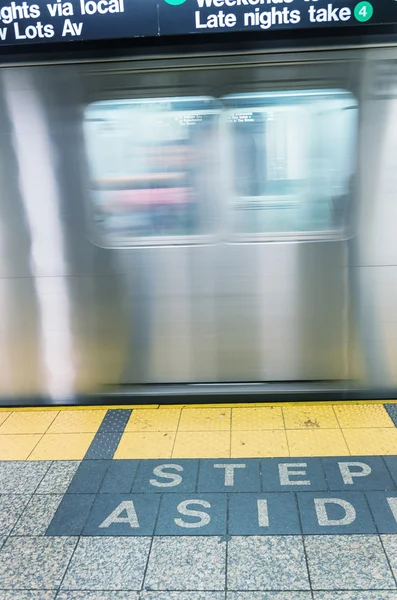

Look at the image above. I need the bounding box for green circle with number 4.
[354,1,373,22]
[164,0,187,5]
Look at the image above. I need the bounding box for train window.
[83,97,220,246]
[221,90,358,239]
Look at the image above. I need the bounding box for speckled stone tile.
[144,537,226,591]
[36,461,80,494]
[313,593,397,599]
[0,495,31,535]
[381,535,397,580]
[0,592,57,599]
[61,537,151,590]
[0,461,51,493]
[227,594,313,599]
[227,536,310,591]
[141,595,225,599]
[57,593,139,599]
[0,536,77,589]
[305,535,395,590]
[12,494,63,536]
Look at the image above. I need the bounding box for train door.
[81,54,359,387]
[217,88,358,382]
[83,94,221,384]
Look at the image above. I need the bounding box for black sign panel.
[0,0,158,45]
[159,0,397,35]
[0,0,396,47]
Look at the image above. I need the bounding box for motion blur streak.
[3,70,75,401]
[0,51,396,402]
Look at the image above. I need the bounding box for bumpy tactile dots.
[97,410,132,433]
[84,415,130,458]
[0,411,57,434]
[84,432,126,460]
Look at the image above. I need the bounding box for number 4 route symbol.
[354,1,374,22]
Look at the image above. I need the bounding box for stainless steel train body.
[0,43,395,402]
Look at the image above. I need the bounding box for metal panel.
[0,47,392,399]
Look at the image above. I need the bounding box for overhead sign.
[0,0,158,43]
[0,0,395,47]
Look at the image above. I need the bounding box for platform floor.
[2,401,397,598]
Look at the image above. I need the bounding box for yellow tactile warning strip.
[114,404,397,459]
[29,433,97,461]
[0,402,396,460]
[47,410,107,434]
[0,409,106,460]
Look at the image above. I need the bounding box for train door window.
[221,90,358,239]
[83,97,220,246]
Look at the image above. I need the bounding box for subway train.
[0,25,396,404]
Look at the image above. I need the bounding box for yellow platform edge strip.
[0,403,396,459]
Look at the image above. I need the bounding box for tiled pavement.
[1,403,397,460]
[1,403,397,597]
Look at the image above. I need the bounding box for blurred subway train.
[0,45,396,404]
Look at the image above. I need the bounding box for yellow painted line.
[0,399,396,412]
[162,400,397,408]
[0,405,160,412]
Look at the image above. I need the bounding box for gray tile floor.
[0,462,397,598]
[228,536,309,591]
[0,532,395,597]
[305,535,396,590]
